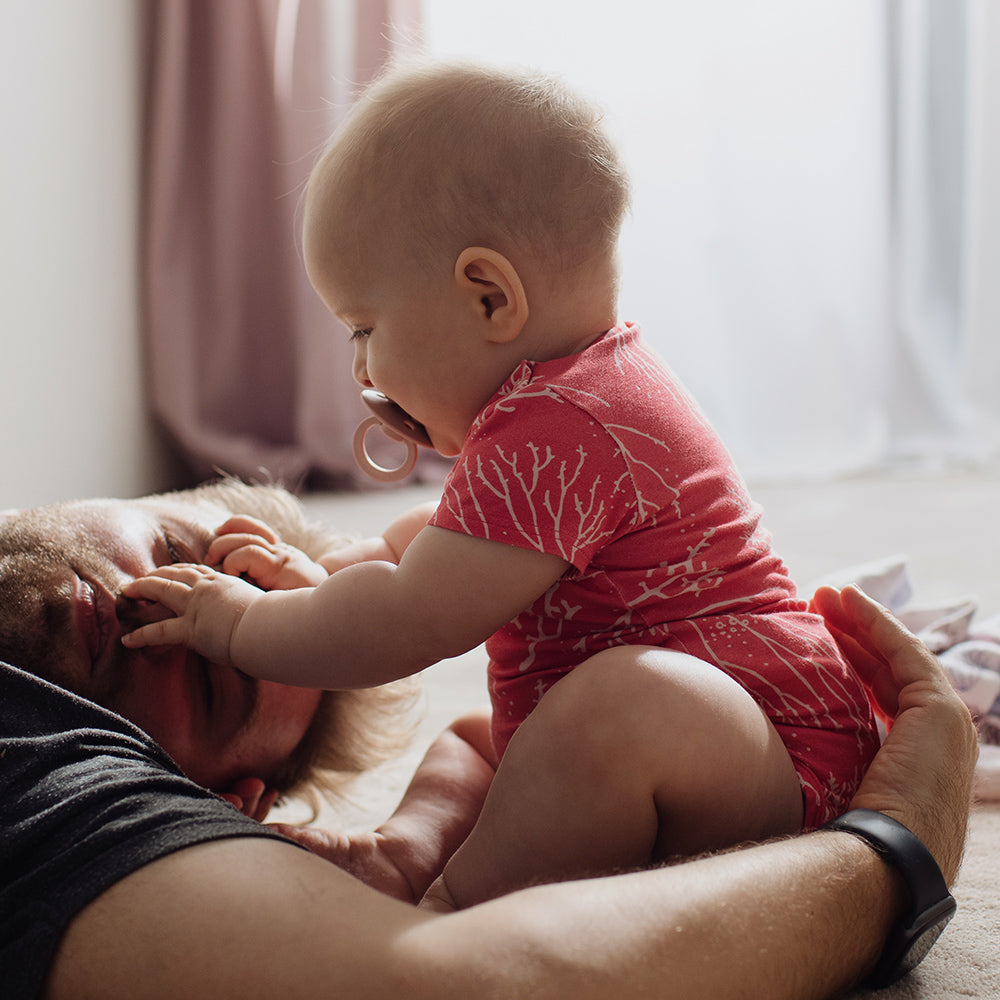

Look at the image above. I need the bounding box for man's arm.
[270,710,496,902]
[45,587,977,1000]
[42,819,900,1000]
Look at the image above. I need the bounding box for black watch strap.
[825,808,956,988]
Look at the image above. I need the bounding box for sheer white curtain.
[965,1,1000,456]
[424,0,999,480]
[892,0,1000,467]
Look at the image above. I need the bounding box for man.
[0,484,978,999]
[0,479,418,806]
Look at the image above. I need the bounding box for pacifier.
[353,389,432,482]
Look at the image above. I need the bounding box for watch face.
[900,920,949,974]
[882,897,957,986]
[828,810,958,990]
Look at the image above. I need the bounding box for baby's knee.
[521,647,668,765]
[525,645,756,777]
[538,646,687,727]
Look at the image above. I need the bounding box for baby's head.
[303,60,631,291]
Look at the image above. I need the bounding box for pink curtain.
[142,0,422,488]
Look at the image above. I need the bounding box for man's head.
[0,479,416,803]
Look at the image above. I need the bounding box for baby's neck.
[529,317,615,363]
[521,260,619,363]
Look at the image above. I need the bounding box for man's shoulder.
[0,659,152,745]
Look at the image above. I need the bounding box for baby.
[123,61,880,909]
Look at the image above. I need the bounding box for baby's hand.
[121,564,261,665]
[208,515,327,590]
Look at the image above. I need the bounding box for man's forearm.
[401,830,903,1000]
[46,827,905,1000]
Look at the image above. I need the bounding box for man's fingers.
[813,585,889,680]
[825,622,899,722]
[815,584,942,724]
[815,585,933,684]
[838,585,948,690]
[809,584,853,632]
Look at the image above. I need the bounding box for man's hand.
[271,711,496,903]
[208,516,328,590]
[813,584,978,884]
[120,564,260,666]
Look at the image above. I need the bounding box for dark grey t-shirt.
[0,660,291,998]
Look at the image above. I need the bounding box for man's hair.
[306,60,632,279]
[169,478,420,809]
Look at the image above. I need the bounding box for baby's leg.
[421,647,803,911]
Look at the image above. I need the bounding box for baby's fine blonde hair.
[307,60,631,279]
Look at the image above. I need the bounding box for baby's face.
[305,207,512,456]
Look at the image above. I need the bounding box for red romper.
[430,323,879,828]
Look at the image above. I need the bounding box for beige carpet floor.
[291,468,1000,996]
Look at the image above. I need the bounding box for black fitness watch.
[824,808,957,989]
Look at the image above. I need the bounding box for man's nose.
[116,594,175,632]
[352,340,373,388]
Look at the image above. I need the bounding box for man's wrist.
[824,809,956,988]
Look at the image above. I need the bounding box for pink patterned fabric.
[432,324,879,827]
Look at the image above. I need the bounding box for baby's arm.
[207,502,437,586]
[318,501,438,574]
[122,524,569,689]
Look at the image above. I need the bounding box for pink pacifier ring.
[352,390,431,482]
[353,416,419,482]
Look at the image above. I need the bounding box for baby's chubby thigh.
[524,645,806,860]
[426,645,806,909]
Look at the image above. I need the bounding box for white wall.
[0,0,170,509]
[423,0,893,480]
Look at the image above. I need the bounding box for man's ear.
[219,776,280,822]
[454,247,529,343]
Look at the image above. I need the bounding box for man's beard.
[0,507,129,707]
[0,525,69,678]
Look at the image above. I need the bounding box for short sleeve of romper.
[0,660,293,1000]
[432,351,639,570]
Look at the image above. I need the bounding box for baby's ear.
[454,247,529,343]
